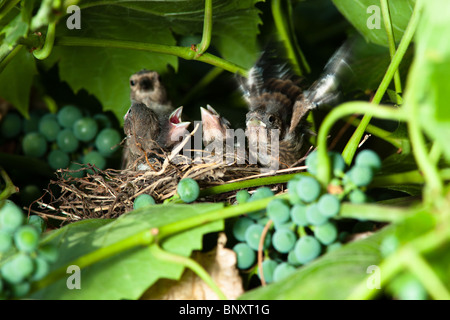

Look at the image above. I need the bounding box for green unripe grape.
[390,273,427,300]
[73,117,98,142]
[329,151,346,176]
[245,223,271,251]
[380,234,400,257]
[305,150,318,175]
[247,187,274,219]
[272,229,297,253]
[346,165,374,187]
[177,178,200,203]
[274,221,295,231]
[267,199,291,225]
[1,113,22,138]
[251,187,274,200]
[30,256,49,281]
[83,151,106,171]
[348,188,367,204]
[95,128,121,157]
[133,194,155,209]
[317,194,340,218]
[0,200,24,232]
[0,230,13,253]
[306,203,328,226]
[232,217,255,242]
[38,244,59,263]
[294,235,321,264]
[355,149,381,172]
[314,222,338,245]
[258,259,278,283]
[14,225,40,253]
[27,215,46,233]
[287,249,302,267]
[233,243,256,269]
[67,162,85,178]
[290,203,308,227]
[22,132,47,157]
[56,129,79,153]
[11,281,31,298]
[23,113,40,134]
[48,149,70,170]
[287,178,302,205]
[93,113,112,129]
[0,253,34,284]
[326,242,342,252]
[57,105,82,128]
[39,117,60,142]
[236,190,250,204]
[273,262,297,282]
[296,176,321,203]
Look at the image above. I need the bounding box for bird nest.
[33,132,308,224]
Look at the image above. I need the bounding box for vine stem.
[316,101,406,185]
[55,37,248,76]
[149,244,227,300]
[195,0,212,56]
[340,0,423,165]
[380,0,402,99]
[33,21,56,60]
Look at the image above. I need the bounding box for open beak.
[167,106,190,145]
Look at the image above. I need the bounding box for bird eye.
[268,115,275,124]
[130,80,136,86]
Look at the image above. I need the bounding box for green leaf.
[0,47,37,117]
[239,226,393,299]
[404,0,450,161]
[50,0,262,122]
[31,203,224,300]
[332,0,415,46]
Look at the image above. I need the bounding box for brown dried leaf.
[141,233,244,300]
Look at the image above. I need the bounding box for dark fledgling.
[122,102,190,170]
[238,40,354,169]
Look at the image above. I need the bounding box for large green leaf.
[48,0,262,122]
[239,226,392,300]
[0,48,37,118]
[332,0,415,46]
[403,0,450,161]
[31,203,224,300]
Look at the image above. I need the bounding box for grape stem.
[258,219,273,286]
[0,167,18,201]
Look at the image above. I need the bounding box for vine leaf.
[331,0,415,46]
[30,203,224,300]
[404,0,450,161]
[0,48,38,118]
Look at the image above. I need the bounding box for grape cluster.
[0,106,123,177]
[231,149,381,284]
[0,200,58,299]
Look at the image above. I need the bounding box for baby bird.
[122,103,190,170]
[239,40,354,169]
[238,50,306,169]
[129,70,173,115]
